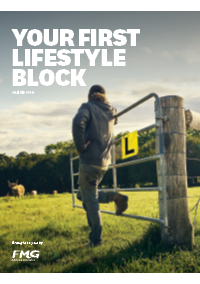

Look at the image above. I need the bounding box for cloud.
[16,100,81,117]
[109,79,200,103]
[142,47,152,54]
[178,44,200,63]
[0,130,8,134]
[0,78,3,83]
[162,51,173,60]
[0,129,72,157]
[1,77,200,157]
[0,100,80,131]
[161,44,200,63]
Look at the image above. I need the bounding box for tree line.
[0,129,200,197]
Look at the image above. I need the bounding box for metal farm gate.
[70,93,168,231]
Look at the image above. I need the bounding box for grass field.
[0,188,200,273]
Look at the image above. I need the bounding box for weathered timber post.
[185,109,200,131]
[155,95,194,249]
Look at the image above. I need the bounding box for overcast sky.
[0,11,200,157]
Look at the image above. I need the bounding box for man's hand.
[78,141,90,154]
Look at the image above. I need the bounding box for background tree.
[0,129,199,197]
[44,140,76,155]
[16,151,29,158]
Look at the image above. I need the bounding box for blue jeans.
[77,163,116,246]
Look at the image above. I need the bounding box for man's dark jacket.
[72,99,117,167]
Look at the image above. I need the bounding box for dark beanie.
[88,85,106,97]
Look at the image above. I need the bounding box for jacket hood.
[89,99,114,112]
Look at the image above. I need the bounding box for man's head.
[88,85,107,102]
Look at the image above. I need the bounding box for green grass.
[0,188,200,273]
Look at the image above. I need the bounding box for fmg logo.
[11,250,40,261]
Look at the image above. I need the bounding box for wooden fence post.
[156,95,194,249]
[185,109,200,131]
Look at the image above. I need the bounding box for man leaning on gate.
[72,84,128,247]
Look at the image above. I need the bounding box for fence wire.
[190,198,200,228]
[187,158,200,161]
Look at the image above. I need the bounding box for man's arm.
[72,105,90,154]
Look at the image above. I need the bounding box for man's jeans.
[77,163,116,246]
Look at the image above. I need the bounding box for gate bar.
[114,122,159,145]
[112,143,117,190]
[108,154,160,169]
[71,186,162,192]
[101,187,162,192]
[72,154,161,176]
[71,122,159,161]
[113,93,162,119]
[137,122,159,135]
[70,151,75,208]
[73,205,164,224]
[71,155,79,161]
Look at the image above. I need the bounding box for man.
[72,84,128,247]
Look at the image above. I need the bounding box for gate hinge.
[156,116,168,122]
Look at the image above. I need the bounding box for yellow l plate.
[121,131,138,159]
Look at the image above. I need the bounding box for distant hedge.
[0,129,200,197]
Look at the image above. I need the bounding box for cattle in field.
[8,180,25,198]
[53,190,57,194]
[31,190,37,195]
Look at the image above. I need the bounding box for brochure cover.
[0,7,200,275]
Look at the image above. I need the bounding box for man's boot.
[110,193,128,215]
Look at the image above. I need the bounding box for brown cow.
[53,190,57,194]
[8,180,25,198]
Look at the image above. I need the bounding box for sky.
[0,10,200,157]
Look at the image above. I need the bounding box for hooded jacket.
[72,98,117,167]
